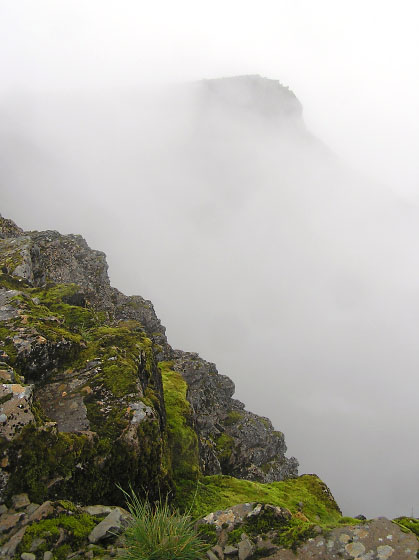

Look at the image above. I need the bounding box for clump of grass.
[119,489,209,560]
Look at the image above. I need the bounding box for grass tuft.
[119,489,208,560]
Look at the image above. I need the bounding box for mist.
[1,1,419,519]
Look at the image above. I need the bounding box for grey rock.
[292,518,418,559]
[129,401,153,424]
[21,552,36,560]
[82,505,114,516]
[36,384,90,433]
[0,512,24,534]
[238,538,254,560]
[0,472,10,505]
[88,509,124,544]
[172,350,298,482]
[11,494,30,510]
[0,216,24,239]
[27,501,54,523]
[0,527,26,557]
[25,504,40,516]
[206,550,219,560]
[0,384,35,441]
[212,544,224,559]
[29,537,45,552]
[43,552,53,560]
[0,289,20,321]
[223,545,238,557]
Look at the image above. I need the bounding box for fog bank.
[1,77,419,518]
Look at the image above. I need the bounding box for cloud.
[1,1,419,519]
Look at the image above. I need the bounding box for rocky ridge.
[0,214,418,559]
[0,215,298,503]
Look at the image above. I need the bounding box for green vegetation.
[0,270,171,506]
[338,516,362,525]
[18,512,98,557]
[119,490,208,560]
[159,362,200,485]
[0,248,349,556]
[226,509,316,552]
[223,411,243,426]
[215,433,234,468]
[159,360,344,554]
[175,474,341,522]
[393,517,419,539]
[4,417,170,506]
[196,523,218,546]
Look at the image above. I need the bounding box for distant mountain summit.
[198,75,303,119]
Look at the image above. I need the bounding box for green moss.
[272,520,317,551]
[176,474,341,523]
[6,424,97,503]
[197,523,218,546]
[223,411,244,426]
[18,512,97,555]
[56,500,78,512]
[338,516,362,525]
[0,271,30,290]
[84,396,128,440]
[0,392,13,406]
[4,418,170,506]
[30,399,51,426]
[225,508,317,551]
[75,324,153,398]
[102,362,137,396]
[393,517,419,538]
[54,544,73,560]
[159,362,200,486]
[215,433,234,467]
[0,239,25,273]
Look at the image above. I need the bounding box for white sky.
[1,0,419,194]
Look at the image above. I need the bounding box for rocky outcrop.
[172,351,298,482]
[0,494,130,558]
[0,214,418,557]
[198,503,419,560]
[0,214,298,509]
[0,223,169,358]
[0,217,171,507]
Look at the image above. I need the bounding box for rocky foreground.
[0,215,418,559]
[0,493,417,559]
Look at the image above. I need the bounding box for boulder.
[11,494,30,510]
[88,509,126,544]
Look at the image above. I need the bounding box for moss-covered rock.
[0,260,171,505]
[1,216,350,548]
[159,361,200,488]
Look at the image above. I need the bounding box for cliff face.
[0,215,418,559]
[0,215,298,507]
